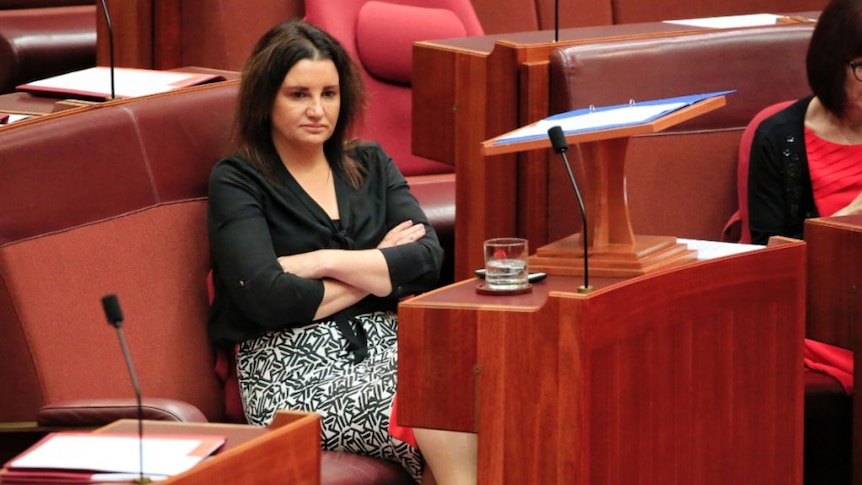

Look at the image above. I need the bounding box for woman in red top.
[748,0,862,393]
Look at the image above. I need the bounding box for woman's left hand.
[377,220,426,249]
[833,191,862,217]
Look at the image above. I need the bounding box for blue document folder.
[492,90,735,146]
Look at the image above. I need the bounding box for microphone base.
[577,285,594,294]
[134,479,154,484]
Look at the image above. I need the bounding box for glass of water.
[483,237,529,291]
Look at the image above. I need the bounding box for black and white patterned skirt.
[236,311,422,481]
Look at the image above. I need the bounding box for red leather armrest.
[36,398,208,427]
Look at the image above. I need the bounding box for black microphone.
[101,294,152,484]
[98,0,116,100]
[554,0,560,42]
[548,126,593,293]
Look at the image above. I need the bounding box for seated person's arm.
[209,161,349,329]
[278,220,427,298]
[748,126,801,244]
[302,145,444,300]
[832,192,862,216]
[208,153,442,330]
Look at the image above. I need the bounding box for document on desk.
[491,90,735,146]
[1,432,225,483]
[15,67,225,101]
[678,238,764,260]
[664,13,786,28]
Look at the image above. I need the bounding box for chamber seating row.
[0,80,458,483]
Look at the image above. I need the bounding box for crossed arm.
[277,220,427,320]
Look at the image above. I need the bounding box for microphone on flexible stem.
[98,0,116,100]
[101,294,152,484]
[554,0,560,42]
[547,126,593,294]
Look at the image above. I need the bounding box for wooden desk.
[101,412,320,484]
[398,238,805,484]
[0,68,239,127]
[0,411,321,485]
[413,16,815,279]
[804,214,862,483]
[0,93,60,117]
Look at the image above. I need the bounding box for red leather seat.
[305,0,484,286]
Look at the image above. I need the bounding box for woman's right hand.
[377,220,426,249]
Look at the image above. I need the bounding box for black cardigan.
[747,96,819,245]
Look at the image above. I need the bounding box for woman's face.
[270,58,341,152]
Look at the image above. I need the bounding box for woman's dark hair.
[232,20,366,186]
[807,0,862,117]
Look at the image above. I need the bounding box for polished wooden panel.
[153,0,182,69]
[399,239,805,484]
[98,0,154,68]
[805,214,862,349]
[97,0,182,70]
[97,0,303,71]
[803,215,862,485]
[470,0,612,34]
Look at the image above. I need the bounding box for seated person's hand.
[277,251,326,279]
[377,220,425,249]
[833,191,862,217]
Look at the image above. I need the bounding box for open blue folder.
[492,90,735,146]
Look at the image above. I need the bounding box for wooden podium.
[411,19,813,279]
[397,237,805,484]
[481,94,726,277]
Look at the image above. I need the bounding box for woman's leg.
[414,428,477,485]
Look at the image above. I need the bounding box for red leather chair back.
[547,24,813,242]
[304,0,483,176]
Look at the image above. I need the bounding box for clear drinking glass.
[483,237,529,290]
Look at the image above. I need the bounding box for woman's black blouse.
[206,142,443,346]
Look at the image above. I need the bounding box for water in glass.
[485,257,528,290]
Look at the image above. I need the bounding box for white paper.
[18,67,216,99]
[9,434,221,478]
[664,13,783,28]
[495,101,687,144]
[678,238,764,260]
[7,114,31,124]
